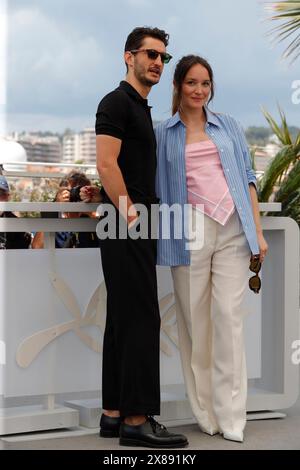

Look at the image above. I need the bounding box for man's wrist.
[128,213,139,228]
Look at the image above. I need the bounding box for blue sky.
[6,0,300,132]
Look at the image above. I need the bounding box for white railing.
[0,202,282,236]
[1,200,300,436]
[1,160,98,179]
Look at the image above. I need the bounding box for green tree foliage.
[256,107,300,223]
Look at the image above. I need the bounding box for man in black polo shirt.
[95,27,188,448]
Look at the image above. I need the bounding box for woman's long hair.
[172,55,215,115]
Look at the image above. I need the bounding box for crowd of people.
[0,171,101,250]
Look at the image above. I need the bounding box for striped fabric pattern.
[154,107,259,266]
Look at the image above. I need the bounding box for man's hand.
[80,185,102,203]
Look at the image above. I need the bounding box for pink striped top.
[185,140,235,225]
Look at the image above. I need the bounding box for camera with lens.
[69,185,83,202]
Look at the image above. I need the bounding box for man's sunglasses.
[130,48,172,64]
[249,255,261,294]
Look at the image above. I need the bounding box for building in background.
[62,132,80,163]
[6,129,97,165]
[79,128,96,164]
[15,134,61,163]
[62,128,96,164]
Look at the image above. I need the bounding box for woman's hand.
[55,187,71,202]
[257,231,268,263]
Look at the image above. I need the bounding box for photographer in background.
[0,175,31,249]
[32,171,102,249]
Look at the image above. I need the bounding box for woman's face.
[179,63,212,112]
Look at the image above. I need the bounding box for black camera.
[69,185,83,202]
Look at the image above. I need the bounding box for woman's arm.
[249,183,268,262]
[31,231,44,249]
[233,117,269,262]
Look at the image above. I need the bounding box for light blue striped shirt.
[154,107,259,266]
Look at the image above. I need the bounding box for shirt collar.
[119,81,150,107]
[205,107,221,127]
[166,106,221,128]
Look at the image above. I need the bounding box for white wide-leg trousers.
[171,209,251,435]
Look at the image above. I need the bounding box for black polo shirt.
[95,81,158,205]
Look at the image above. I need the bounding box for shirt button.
[226,168,230,172]
[220,148,224,152]
[232,187,236,191]
[211,133,214,136]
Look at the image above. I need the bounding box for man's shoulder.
[97,87,129,110]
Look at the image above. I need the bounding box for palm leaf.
[279,190,300,222]
[278,106,293,144]
[260,106,289,144]
[250,147,257,172]
[258,105,300,201]
[274,150,300,201]
[265,1,300,64]
[265,1,300,9]
[258,145,297,201]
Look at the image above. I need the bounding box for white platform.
[0,405,79,435]
[65,391,286,429]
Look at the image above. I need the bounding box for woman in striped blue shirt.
[155,55,268,443]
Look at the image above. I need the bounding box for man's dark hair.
[124,26,169,72]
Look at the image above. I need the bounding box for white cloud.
[6,112,93,133]
[164,15,180,30]
[0,0,7,134]
[126,0,151,8]
[7,7,104,112]
[5,0,299,131]
[0,0,7,105]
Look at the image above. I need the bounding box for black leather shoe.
[119,416,188,448]
[99,413,121,438]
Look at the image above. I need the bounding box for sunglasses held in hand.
[249,255,261,294]
[130,48,172,64]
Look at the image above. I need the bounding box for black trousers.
[99,215,161,417]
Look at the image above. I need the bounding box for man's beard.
[134,63,160,87]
